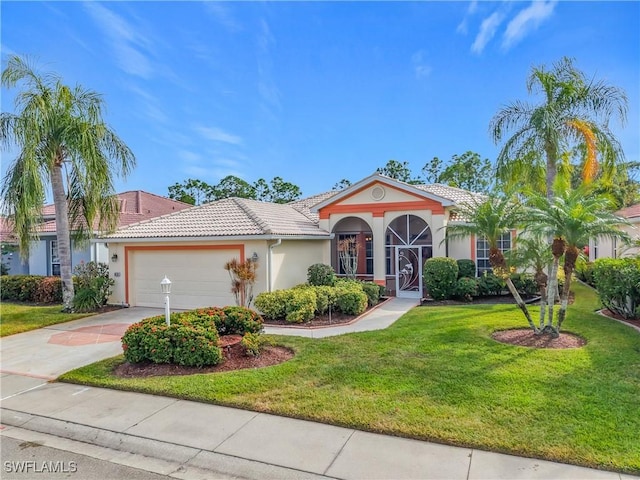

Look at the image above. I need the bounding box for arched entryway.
[331,217,373,280]
[386,214,432,298]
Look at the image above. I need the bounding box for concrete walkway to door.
[263,297,419,338]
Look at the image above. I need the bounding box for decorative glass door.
[396,246,422,298]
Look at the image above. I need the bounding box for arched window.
[385,215,432,275]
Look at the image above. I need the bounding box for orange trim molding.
[124,244,245,305]
[319,200,444,219]
[470,234,476,262]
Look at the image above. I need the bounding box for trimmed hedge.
[1,275,62,303]
[455,277,478,302]
[592,257,640,319]
[122,315,222,367]
[307,263,337,286]
[255,279,373,322]
[423,257,459,300]
[457,259,476,279]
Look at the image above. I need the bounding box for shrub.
[455,277,478,302]
[1,262,9,276]
[220,306,263,334]
[307,263,337,286]
[310,285,335,315]
[476,272,505,297]
[33,276,63,303]
[423,257,458,300]
[1,275,42,301]
[457,259,476,279]
[575,258,594,286]
[592,257,640,319]
[284,288,316,323]
[510,273,537,296]
[73,261,113,311]
[122,315,222,367]
[241,332,267,356]
[360,281,381,306]
[335,281,368,315]
[254,290,287,320]
[188,306,263,335]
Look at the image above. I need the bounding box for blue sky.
[2,1,639,198]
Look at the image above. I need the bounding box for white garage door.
[128,248,238,309]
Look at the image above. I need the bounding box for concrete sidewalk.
[2,377,635,480]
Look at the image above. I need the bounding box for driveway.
[0,307,160,380]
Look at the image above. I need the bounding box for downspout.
[268,238,282,292]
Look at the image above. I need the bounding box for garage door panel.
[129,249,238,309]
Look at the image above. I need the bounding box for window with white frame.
[476,232,511,276]
[51,240,60,276]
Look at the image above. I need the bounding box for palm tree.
[1,56,135,311]
[445,193,538,332]
[525,187,630,335]
[505,233,553,330]
[491,57,628,199]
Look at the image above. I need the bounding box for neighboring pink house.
[0,191,190,276]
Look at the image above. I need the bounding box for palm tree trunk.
[51,159,74,311]
[545,258,559,335]
[534,270,548,332]
[557,246,579,332]
[504,277,539,333]
[489,247,537,332]
[545,238,566,336]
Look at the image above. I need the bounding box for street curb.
[0,407,335,480]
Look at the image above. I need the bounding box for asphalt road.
[1,436,173,480]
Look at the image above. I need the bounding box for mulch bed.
[600,309,640,330]
[114,335,294,378]
[263,311,362,328]
[492,328,586,349]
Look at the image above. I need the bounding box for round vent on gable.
[371,186,386,201]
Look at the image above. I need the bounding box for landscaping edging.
[597,310,640,334]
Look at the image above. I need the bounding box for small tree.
[337,236,358,279]
[224,258,258,308]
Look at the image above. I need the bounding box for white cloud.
[471,11,505,54]
[83,2,153,78]
[411,51,432,79]
[456,0,478,34]
[502,0,557,50]
[196,126,243,146]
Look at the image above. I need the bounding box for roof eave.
[95,233,333,243]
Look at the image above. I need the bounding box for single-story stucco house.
[0,191,190,276]
[103,173,498,309]
[587,203,640,260]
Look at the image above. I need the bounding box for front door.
[395,246,422,298]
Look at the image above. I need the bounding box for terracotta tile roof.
[616,203,640,219]
[35,191,191,232]
[289,191,340,222]
[104,197,331,239]
[413,183,486,205]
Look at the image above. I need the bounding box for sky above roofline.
[1,1,638,200]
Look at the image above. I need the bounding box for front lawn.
[0,303,92,337]
[60,282,640,474]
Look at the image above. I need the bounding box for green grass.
[0,302,93,336]
[59,282,640,474]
